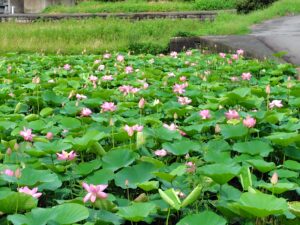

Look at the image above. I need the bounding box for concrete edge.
[169,36,287,63]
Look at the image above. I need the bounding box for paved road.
[251,16,300,65]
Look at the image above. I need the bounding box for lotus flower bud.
[215,124,221,133]
[138,98,145,109]
[6,148,12,155]
[271,172,278,185]
[174,113,178,120]
[266,84,271,95]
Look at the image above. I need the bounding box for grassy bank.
[44,0,237,13]
[0,0,299,54]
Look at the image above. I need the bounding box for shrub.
[236,0,278,14]
[128,42,168,54]
[195,0,237,10]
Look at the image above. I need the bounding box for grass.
[44,0,237,14]
[0,0,299,54]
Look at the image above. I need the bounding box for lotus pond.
[0,51,300,225]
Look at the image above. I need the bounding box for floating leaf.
[233,140,273,157]
[177,211,227,225]
[200,163,241,184]
[117,202,156,222]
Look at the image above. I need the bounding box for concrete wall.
[24,0,75,14]
[10,0,24,13]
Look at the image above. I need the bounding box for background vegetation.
[44,0,237,13]
[0,0,299,54]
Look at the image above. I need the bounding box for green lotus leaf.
[102,149,138,171]
[0,191,37,214]
[177,211,227,225]
[117,202,156,222]
[233,140,273,157]
[237,191,288,217]
[7,203,89,225]
[162,139,201,155]
[114,162,156,189]
[220,124,248,139]
[200,163,242,184]
[259,182,298,194]
[289,202,300,217]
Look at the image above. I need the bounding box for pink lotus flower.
[18,186,42,199]
[138,98,145,109]
[124,125,134,137]
[269,100,283,109]
[230,76,239,82]
[132,125,143,132]
[170,51,178,58]
[173,83,186,94]
[232,54,239,60]
[102,75,113,81]
[89,75,98,82]
[270,172,278,185]
[219,53,226,58]
[101,102,117,112]
[119,85,140,95]
[163,123,178,131]
[243,116,256,128]
[143,82,149,89]
[20,127,35,142]
[103,53,111,59]
[225,110,240,120]
[76,94,87,100]
[89,75,98,88]
[154,149,167,157]
[94,59,101,64]
[125,66,133,74]
[117,54,124,62]
[199,110,211,120]
[63,64,71,71]
[124,124,143,136]
[237,49,244,55]
[46,132,53,140]
[56,150,77,161]
[82,182,108,203]
[180,76,187,82]
[178,96,192,105]
[241,72,252,80]
[81,108,92,117]
[3,169,14,176]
